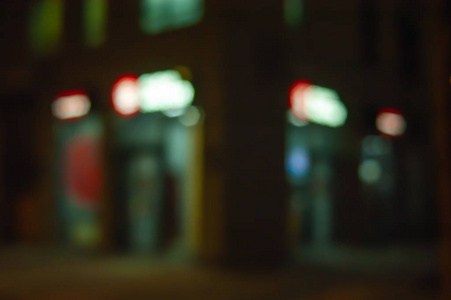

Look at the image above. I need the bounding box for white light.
[179,106,202,127]
[139,70,195,113]
[304,86,347,127]
[359,159,382,184]
[376,112,406,137]
[52,94,91,120]
[112,77,140,116]
[289,82,347,128]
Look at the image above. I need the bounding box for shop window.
[140,0,204,34]
[29,0,64,55]
[84,0,107,47]
[110,70,203,253]
[52,91,104,249]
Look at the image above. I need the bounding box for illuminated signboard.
[289,81,347,127]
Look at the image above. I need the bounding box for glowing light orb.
[111,70,196,117]
[289,81,312,123]
[163,107,186,118]
[376,109,406,137]
[179,106,202,126]
[289,81,347,127]
[286,147,310,177]
[359,159,382,184]
[139,70,194,113]
[111,75,140,117]
[52,91,91,120]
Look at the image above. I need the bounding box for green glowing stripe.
[30,0,63,55]
[141,0,204,34]
[284,0,303,29]
[84,0,107,47]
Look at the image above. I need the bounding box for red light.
[377,108,402,116]
[111,75,140,117]
[57,90,88,98]
[289,80,312,122]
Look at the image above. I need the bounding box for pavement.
[0,244,442,299]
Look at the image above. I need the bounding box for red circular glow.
[111,75,140,117]
[289,80,312,122]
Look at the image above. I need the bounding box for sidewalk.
[0,245,441,299]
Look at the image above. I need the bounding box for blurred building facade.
[0,0,447,273]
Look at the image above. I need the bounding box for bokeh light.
[29,0,63,55]
[284,0,303,29]
[52,91,91,120]
[179,106,202,127]
[304,86,347,127]
[289,80,312,122]
[359,159,382,184]
[139,70,195,113]
[287,110,308,127]
[376,108,406,137]
[111,75,140,117]
[84,0,107,47]
[289,81,347,127]
[286,147,310,177]
[64,136,103,208]
[141,0,204,34]
[163,108,187,118]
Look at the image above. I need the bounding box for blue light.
[286,147,310,177]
